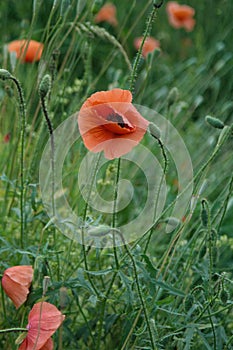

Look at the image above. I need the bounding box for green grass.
[0,0,233,349]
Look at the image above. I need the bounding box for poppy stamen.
[107,113,127,128]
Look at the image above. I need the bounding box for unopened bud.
[167,87,179,108]
[43,276,51,295]
[39,74,51,99]
[205,115,224,129]
[220,289,229,305]
[0,68,12,80]
[148,122,161,139]
[201,199,209,227]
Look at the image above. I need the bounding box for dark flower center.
[106,113,126,128]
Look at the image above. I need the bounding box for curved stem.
[39,95,55,217]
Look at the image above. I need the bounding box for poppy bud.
[0,69,12,80]
[167,87,179,108]
[148,122,161,139]
[39,74,51,99]
[43,276,51,296]
[201,199,209,227]
[205,115,224,129]
[220,289,229,305]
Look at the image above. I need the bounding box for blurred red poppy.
[134,37,160,58]
[3,132,11,143]
[78,89,149,159]
[1,266,33,309]
[94,3,118,26]
[166,2,195,32]
[18,302,65,350]
[8,40,43,62]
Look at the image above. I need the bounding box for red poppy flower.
[94,3,118,26]
[8,40,43,63]
[134,37,160,58]
[78,89,149,159]
[3,132,11,143]
[1,266,33,309]
[18,302,65,350]
[166,2,195,32]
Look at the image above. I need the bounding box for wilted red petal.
[8,40,43,63]
[78,89,149,160]
[18,302,65,350]
[1,266,33,309]
[94,3,118,26]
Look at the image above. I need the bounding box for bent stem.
[39,94,55,217]
[144,132,168,254]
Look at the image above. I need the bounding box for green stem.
[123,243,157,349]
[129,5,157,93]
[81,153,101,297]
[112,158,121,270]
[144,132,168,254]
[39,95,55,217]
[0,328,28,334]
[10,76,26,248]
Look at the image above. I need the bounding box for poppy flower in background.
[1,265,33,309]
[3,132,11,143]
[134,37,160,58]
[94,3,118,26]
[166,2,195,32]
[8,40,44,62]
[78,89,149,160]
[18,301,65,350]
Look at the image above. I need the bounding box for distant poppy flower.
[1,266,33,309]
[3,132,11,143]
[78,89,149,159]
[134,37,160,58]
[166,2,195,32]
[18,301,65,350]
[8,40,43,63]
[94,3,118,26]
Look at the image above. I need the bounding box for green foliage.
[0,0,233,349]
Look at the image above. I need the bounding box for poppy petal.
[1,266,33,309]
[82,89,132,108]
[78,91,149,160]
[8,40,43,63]
[18,302,65,350]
